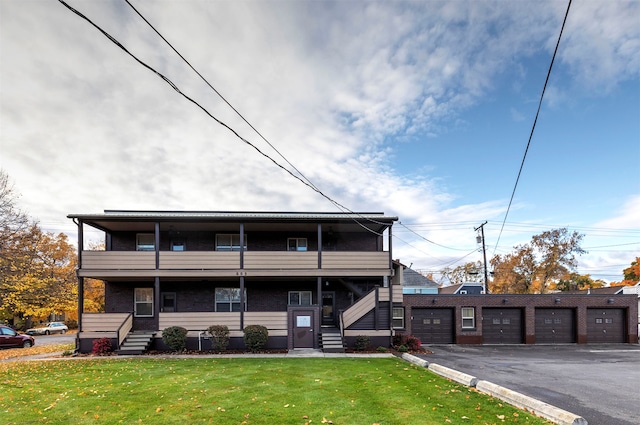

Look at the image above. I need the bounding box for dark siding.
[109,230,380,252]
[347,303,390,330]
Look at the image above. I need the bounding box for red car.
[0,325,35,348]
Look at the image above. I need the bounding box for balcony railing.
[79,250,391,277]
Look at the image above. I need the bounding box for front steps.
[117,331,155,355]
[320,326,345,353]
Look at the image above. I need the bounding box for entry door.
[322,292,335,325]
[293,310,315,348]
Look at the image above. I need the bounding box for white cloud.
[1,0,638,275]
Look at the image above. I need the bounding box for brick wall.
[404,294,638,344]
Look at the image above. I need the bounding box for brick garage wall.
[404,294,638,344]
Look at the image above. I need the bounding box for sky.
[1,0,638,283]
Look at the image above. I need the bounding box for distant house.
[68,210,401,354]
[439,282,485,295]
[400,265,439,295]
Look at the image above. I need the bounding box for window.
[135,288,153,317]
[461,307,475,328]
[171,240,186,251]
[136,233,155,251]
[289,291,312,306]
[287,238,308,251]
[392,307,405,329]
[216,234,247,251]
[215,288,245,312]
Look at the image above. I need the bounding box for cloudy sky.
[1,0,638,282]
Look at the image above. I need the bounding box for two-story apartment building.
[68,211,401,353]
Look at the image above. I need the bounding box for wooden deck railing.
[80,250,390,273]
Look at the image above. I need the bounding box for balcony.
[78,250,391,278]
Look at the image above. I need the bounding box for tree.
[489,228,586,294]
[439,261,484,286]
[1,225,77,321]
[610,257,640,286]
[0,170,78,323]
[83,242,106,313]
[553,272,605,291]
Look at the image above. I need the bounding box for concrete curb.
[428,362,479,387]
[476,380,587,425]
[400,354,587,425]
[401,352,429,367]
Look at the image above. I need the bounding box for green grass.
[0,357,551,424]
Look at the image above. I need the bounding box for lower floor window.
[215,288,245,312]
[392,307,405,329]
[289,291,312,306]
[135,288,153,317]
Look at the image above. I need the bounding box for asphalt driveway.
[417,344,640,425]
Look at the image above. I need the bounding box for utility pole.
[475,221,489,294]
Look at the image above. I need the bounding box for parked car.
[0,325,35,348]
[26,322,68,335]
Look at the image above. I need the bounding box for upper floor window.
[289,291,312,306]
[287,238,308,251]
[216,234,247,251]
[136,234,155,251]
[462,307,475,328]
[171,240,186,251]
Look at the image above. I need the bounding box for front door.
[322,292,335,325]
[293,310,314,348]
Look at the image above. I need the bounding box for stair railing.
[116,312,134,349]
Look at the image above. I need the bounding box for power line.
[57,0,389,237]
[397,221,469,250]
[123,0,321,196]
[492,0,573,255]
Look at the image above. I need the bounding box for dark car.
[0,325,35,348]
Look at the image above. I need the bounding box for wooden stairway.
[320,326,345,353]
[117,331,155,355]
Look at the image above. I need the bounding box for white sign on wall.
[296,315,311,327]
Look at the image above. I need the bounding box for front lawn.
[0,357,551,424]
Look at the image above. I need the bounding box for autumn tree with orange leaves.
[489,228,586,294]
[0,170,79,324]
[610,257,640,287]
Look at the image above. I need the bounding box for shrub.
[65,319,78,330]
[162,326,188,351]
[376,346,388,353]
[398,344,408,353]
[393,333,421,351]
[207,325,230,351]
[404,335,422,351]
[92,337,112,355]
[354,335,370,351]
[62,350,73,357]
[243,325,268,352]
[392,333,405,347]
